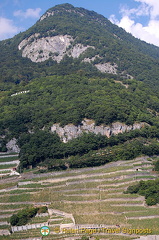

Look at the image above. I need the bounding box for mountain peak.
[47,3,75,13]
[49,3,75,10]
[40,3,82,22]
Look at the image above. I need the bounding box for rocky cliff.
[6,138,20,153]
[18,33,132,76]
[18,34,94,63]
[51,118,147,142]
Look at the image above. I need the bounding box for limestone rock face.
[40,8,85,22]
[51,118,147,142]
[69,44,94,58]
[18,34,94,63]
[18,33,132,76]
[95,63,118,74]
[6,138,20,153]
[83,55,101,63]
[18,35,73,63]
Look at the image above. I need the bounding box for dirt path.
[0,154,18,158]
[127,215,159,220]
[0,160,19,165]
[60,196,144,204]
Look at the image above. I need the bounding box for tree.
[10,214,19,226]
[146,197,157,206]
[154,159,159,171]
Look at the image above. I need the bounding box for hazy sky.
[0,0,159,47]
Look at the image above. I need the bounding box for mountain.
[1,3,159,90]
[1,3,159,169]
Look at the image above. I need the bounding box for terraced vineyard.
[0,154,159,240]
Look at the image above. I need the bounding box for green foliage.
[10,206,47,226]
[125,179,159,206]
[18,130,61,168]
[10,214,19,226]
[38,206,47,213]
[78,236,89,240]
[154,159,159,171]
[16,123,159,170]
[2,4,159,171]
[18,130,107,169]
[10,207,37,226]
[146,197,157,206]
[1,74,159,140]
[1,3,159,92]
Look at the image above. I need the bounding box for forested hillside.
[1,3,159,91]
[1,74,159,169]
[1,74,159,134]
[1,4,159,170]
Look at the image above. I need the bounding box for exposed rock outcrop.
[69,44,94,58]
[6,138,20,153]
[83,55,101,63]
[95,63,118,74]
[51,118,147,143]
[114,80,129,88]
[18,32,132,77]
[40,8,85,22]
[18,34,94,63]
[18,35,73,63]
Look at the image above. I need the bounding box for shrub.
[125,179,159,206]
[10,207,39,226]
[146,197,157,206]
[38,206,47,213]
[10,214,19,226]
[154,159,159,171]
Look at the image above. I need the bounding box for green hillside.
[1,4,159,239]
[1,4,159,170]
[1,74,159,169]
[1,3,159,91]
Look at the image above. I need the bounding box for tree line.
[18,125,159,170]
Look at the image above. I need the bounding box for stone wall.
[11,222,48,233]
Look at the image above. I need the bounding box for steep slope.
[1,3,159,91]
[1,4,159,169]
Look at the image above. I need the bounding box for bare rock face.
[83,55,101,63]
[18,33,132,77]
[69,44,94,58]
[95,63,118,74]
[40,11,55,21]
[18,34,94,63]
[51,118,147,142]
[18,35,73,63]
[40,9,85,22]
[6,138,20,153]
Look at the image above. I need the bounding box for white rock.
[95,63,118,74]
[18,34,94,63]
[6,138,20,153]
[70,44,94,58]
[51,118,147,142]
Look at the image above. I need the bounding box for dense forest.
[1,74,159,136]
[17,127,159,170]
[1,74,159,169]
